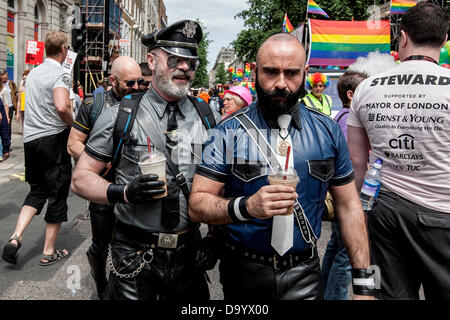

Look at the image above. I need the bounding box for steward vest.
[301,93,332,116]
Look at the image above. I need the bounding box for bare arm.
[330,180,373,299]
[347,125,370,192]
[67,127,88,160]
[331,181,370,269]
[71,151,111,204]
[189,174,298,225]
[53,87,73,126]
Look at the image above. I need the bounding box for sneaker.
[0,156,3,162]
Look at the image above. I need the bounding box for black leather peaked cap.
[141,19,203,58]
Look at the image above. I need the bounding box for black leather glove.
[195,234,219,271]
[106,174,165,204]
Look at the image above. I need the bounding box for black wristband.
[238,196,252,219]
[351,268,376,296]
[227,198,239,222]
[106,184,126,204]
[228,197,252,222]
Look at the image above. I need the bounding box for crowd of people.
[0,2,449,301]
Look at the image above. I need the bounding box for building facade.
[119,0,166,64]
[209,47,241,88]
[0,0,75,82]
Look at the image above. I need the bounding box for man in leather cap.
[67,56,142,299]
[71,19,220,300]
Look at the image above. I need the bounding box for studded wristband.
[351,268,376,296]
[106,183,126,204]
[228,197,252,222]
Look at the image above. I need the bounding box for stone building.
[0,0,75,82]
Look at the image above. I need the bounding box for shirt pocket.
[231,158,268,182]
[307,159,335,202]
[120,144,147,178]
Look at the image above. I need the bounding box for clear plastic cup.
[138,149,167,199]
[267,166,299,214]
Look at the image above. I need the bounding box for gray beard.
[153,67,192,100]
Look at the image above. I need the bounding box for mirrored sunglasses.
[125,78,145,87]
[166,55,199,71]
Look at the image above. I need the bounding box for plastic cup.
[138,149,167,199]
[268,167,299,214]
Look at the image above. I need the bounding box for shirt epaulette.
[218,105,250,125]
[304,105,335,122]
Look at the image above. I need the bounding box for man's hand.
[6,115,10,124]
[246,185,297,219]
[124,174,166,203]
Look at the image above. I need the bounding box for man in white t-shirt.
[2,31,73,267]
[347,3,450,300]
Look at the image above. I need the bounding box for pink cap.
[224,86,252,107]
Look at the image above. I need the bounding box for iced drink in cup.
[268,166,299,214]
[138,148,167,199]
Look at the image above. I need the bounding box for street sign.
[25,40,45,65]
[119,39,131,47]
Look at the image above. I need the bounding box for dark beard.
[255,70,306,121]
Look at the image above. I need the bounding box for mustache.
[172,69,192,80]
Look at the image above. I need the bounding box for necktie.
[161,102,180,229]
[271,114,294,256]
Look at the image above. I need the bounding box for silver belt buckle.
[157,233,178,249]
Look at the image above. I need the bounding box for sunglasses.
[124,78,145,87]
[140,80,150,87]
[153,53,199,71]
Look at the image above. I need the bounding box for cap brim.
[161,47,198,59]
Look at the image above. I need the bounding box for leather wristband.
[351,268,376,296]
[106,183,126,204]
[228,197,252,222]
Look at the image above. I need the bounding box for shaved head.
[109,56,142,99]
[255,33,307,120]
[110,56,141,78]
[256,33,306,66]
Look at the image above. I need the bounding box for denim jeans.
[321,222,352,300]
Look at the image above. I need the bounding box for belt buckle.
[157,233,178,249]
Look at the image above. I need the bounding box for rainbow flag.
[308,19,390,66]
[390,0,417,15]
[307,0,329,18]
[282,13,294,33]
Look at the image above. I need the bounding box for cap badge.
[182,21,197,39]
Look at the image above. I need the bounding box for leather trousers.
[104,225,210,301]
[219,248,323,300]
[87,202,116,299]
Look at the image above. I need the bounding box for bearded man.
[71,20,220,300]
[188,33,373,300]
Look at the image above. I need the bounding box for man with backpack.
[209,88,223,114]
[71,20,221,300]
[67,56,142,299]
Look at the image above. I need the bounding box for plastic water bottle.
[360,159,383,211]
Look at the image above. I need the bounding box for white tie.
[271,114,294,256]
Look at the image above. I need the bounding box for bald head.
[109,56,142,99]
[110,56,141,79]
[256,33,306,66]
[255,33,307,120]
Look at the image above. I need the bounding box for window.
[7,0,14,9]
[35,5,39,21]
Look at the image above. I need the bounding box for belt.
[223,240,315,271]
[115,220,197,249]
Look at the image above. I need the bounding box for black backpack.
[111,92,216,165]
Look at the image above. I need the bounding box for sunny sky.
[163,0,249,72]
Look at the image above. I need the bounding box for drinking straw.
[284,146,291,180]
[147,137,151,158]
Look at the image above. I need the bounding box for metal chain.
[107,245,153,279]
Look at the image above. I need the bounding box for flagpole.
[306,19,312,67]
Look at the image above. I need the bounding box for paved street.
[0,118,333,300]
